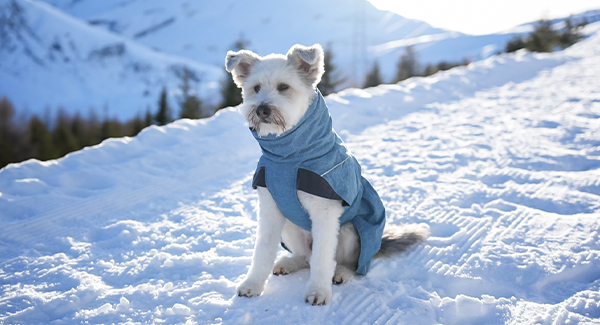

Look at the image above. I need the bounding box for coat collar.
[251,89,336,163]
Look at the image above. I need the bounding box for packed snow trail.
[1,24,600,325]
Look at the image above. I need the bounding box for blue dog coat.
[250,89,386,275]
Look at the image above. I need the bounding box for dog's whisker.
[245,104,288,135]
[272,111,286,133]
[246,107,261,133]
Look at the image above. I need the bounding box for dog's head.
[225,44,325,136]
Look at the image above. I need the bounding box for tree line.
[0,97,146,168]
[362,45,471,89]
[0,66,224,169]
[505,17,587,53]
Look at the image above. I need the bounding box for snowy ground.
[1,23,600,325]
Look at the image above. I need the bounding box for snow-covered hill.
[1,18,600,325]
[0,0,223,121]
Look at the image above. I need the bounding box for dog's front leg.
[237,187,286,297]
[298,191,344,305]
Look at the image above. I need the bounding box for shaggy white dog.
[226,44,428,305]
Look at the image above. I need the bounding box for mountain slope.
[39,0,450,84]
[0,19,599,325]
[0,0,223,120]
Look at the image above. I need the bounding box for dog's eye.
[254,85,261,93]
[277,83,290,92]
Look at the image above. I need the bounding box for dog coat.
[250,89,386,275]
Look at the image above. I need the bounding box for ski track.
[1,24,600,325]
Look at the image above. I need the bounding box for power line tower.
[352,0,367,87]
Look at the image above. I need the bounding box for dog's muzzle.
[256,104,271,121]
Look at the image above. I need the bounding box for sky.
[367,0,600,35]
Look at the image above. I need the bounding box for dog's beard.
[246,106,287,135]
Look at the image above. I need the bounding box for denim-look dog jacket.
[250,89,386,275]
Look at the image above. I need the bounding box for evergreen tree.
[155,87,172,126]
[318,46,345,96]
[70,112,96,148]
[423,63,438,77]
[394,45,420,82]
[557,17,583,49]
[86,108,101,145]
[180,95,203,119]
[178,67,203,119]
[129,115,146,136]
[52,109,79,157]
[145,107,153,126]
[0,97,14,136]
[422,60,466,77]
[27,115,57,161]
[525,20,558,53]
[100,117,122,139]
[506,36,526,53]
[363,61,383,88]
[0,137,12,168]
[219,38,249,110]
[0,97,16,167]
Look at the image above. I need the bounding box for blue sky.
[368,0,600,35]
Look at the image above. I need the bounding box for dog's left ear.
[287,44,325,88]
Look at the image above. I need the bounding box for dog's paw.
[237,280,265,298]
[332,264,355,285]
[304,284,332,306]
[272,265,289,276]
[273,256,308,276]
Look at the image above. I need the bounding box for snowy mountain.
[38,0,450,83]
[0,0,223,121]
[1,17,599,325]
[34,0,600,83]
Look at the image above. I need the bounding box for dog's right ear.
[225,50,259,87]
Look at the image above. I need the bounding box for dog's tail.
[375,223,429,258]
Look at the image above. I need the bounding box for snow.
[1,20,600,325]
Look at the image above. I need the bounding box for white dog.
[226,44,428,306]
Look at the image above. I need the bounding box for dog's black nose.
[256,104,271,119]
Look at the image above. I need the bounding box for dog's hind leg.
[333,264,355,284]
[273,220,311,275]
[298,190,344,306]
[237,187,287,298]
[333,222,360,284]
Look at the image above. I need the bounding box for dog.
[225,43,428,306]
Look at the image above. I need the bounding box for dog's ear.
[287,44,325,88]
[225,50,259,87]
